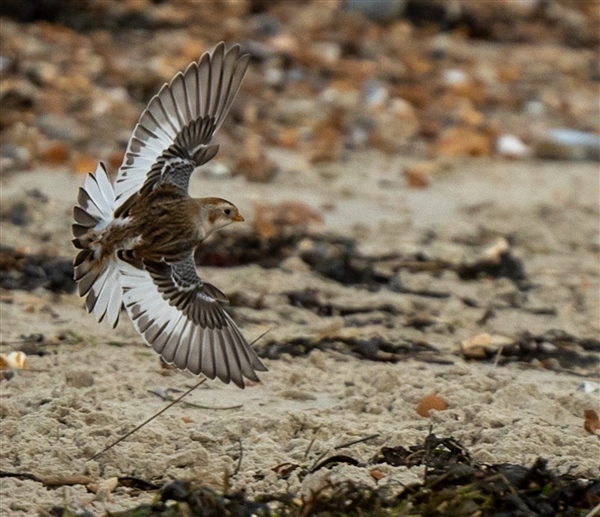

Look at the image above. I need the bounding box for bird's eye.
[224,209,231,215]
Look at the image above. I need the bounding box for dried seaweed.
[0,245,75,293]
[0,230,528,296]
[40,432,600,516]
[463,329,600,372]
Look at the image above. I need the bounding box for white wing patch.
[118,261,266,388]
[114,43,250,207]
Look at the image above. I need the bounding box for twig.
[586,502,600,517]
[334,433,380,450]
[308,433,380,472]
[493,345,504,368]
[87,377,207,461]
[0,471,92,487]
[303,426,321,462]
[232,437,243,477]
[87,328,272,462]
[147,389,242,410]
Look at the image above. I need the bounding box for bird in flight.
[72,43,267,388]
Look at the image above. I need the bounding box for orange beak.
[234,213,244,222]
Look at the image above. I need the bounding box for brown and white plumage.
[72,43,267,388]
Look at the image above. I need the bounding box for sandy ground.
[1,152,599,515]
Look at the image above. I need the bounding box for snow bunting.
[72,43,267,388]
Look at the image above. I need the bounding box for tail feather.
[85,262,122,326]
[72,162,122,327]
[73,205,99,227]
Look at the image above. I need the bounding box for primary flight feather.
[72,43,267,388]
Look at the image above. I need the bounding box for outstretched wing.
[119,254,266,388]
[114,42,250,206]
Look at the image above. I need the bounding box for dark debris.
[199,229,530,291]
[262,334,442,364]
[464,329,600,372]
[2,230,528,296]
[0,245,75,293]
[41,433,600,517]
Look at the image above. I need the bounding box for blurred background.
[1,0,598,179]
[1,4,599,515]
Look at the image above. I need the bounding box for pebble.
[235,134,278,182]
[344,0,406,23]
[461,333,513,359]
[443,68,469,86]
[403,161,437,188]
[578,381,600,394]
[434,126,493,157]
[0,4,597,172]
[200,160,232,179]
[496,134,530,159]
[0,144,31,172]
[416,394,448,417]
[37,113,90,144]
[280,256,311,273]
[254,200,323,238]
[41,142,70,165]
[534,128,600,161]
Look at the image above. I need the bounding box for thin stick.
[303,426,322,461]
[87,377,207,461]
[147,389,242,410]
[86,327,273,462]
[586,502,600,517]
[232,437,243,477]
[334,433,380,450]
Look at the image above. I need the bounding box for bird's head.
[199,197,244,236]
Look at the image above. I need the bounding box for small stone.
[200,160,232,179]
[254,200,323,238]
[416,394,448,417]
[370,468,385,481]
[37,113,90,144]
[534,128,600,161]
[344,0,406,23]
[73,153,98,175]
[584,409,600,436]
[0,144,31,172]
[496,134,530,159]
[310,109,346,164]
[280,256,311,273]
[403,161,439,188]
[276,127,300,149]
[461,333,513,359]
[482,237,510,263]
[462,333,493,359]
[87,477,118,495]
[433,126,493,157]
[443,68,469,86]
[108,150,125,171]
[235,133,277,182]
[41,142,70,165]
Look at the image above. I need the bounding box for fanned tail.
[72,162,122,327]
